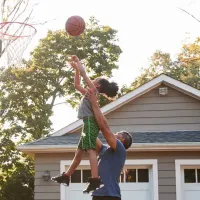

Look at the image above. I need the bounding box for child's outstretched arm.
[74,68,87,95]
[72,55,96,91]
[70,60,87,95]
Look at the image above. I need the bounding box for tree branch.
[179,57,200,63]
[49,75,67,109]
[31,18,56,26]
[50,93,57,109]
[8,0,24,22]
[53,101,68,107]
[11,0,30,22]
[178,7,200,23]
[1,0,7,20]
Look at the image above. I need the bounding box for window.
[71,170,81,183]
[126,169,136,182]
[120,171,125,183]
[184,169,200,183]
[120,168,149,183]
[83,170,91,183]
[198,169,200,183]
[71,168,150,183]
[138,169,149,182]
[71,169,91,183]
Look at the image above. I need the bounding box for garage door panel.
[120,183,150,190]
[68,190,90,200]
[184,191,200,200]
[183,184,200,190]
[121,191,151,200]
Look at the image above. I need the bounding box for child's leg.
[65,149,84,176]
[83,148,101,194]
[51,149,84,185]
[87,148,98,178]
[82,117,102,193]
[83,149,102,193]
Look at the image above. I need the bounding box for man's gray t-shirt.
[92,140,126,198]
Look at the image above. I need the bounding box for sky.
[3,0,200,132]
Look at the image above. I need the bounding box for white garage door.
[120,167,151,200]
[181,167,200,200]
[64,166,152,200]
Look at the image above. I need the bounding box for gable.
[51,74,200,136]
[106,84,200,132]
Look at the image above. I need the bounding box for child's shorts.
[78,116,99,151]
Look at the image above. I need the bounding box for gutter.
[17,142,200,154]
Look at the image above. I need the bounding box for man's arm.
[87,90,117,150]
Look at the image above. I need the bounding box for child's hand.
[70,61,78,70]
[71,55,79,63]
[66,55,79,63]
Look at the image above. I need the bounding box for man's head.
[115,131,133,149]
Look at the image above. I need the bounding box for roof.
[18,131,200,153]
[51,74,200,137]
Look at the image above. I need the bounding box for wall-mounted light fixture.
[42,170,51,181]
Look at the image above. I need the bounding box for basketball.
[65,16,85,36]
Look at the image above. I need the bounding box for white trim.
[51,120,83,137]
[60,159,159,200]
[162,75,200,98]
[51,74,200,137]
[175,159,200,200]
[17,142,200,153]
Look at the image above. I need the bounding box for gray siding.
[34,151,200,200]
[34,153,88,200]
[106,85,200,132]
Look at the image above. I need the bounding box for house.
[18,74,200,200]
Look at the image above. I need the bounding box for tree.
[119,37,200,96]
[0,17,122,199]
[0,158,34,200]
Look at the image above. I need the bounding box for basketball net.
[0,22,37,67]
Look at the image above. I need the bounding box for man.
[76,56,133,199]
[86,88,133,200]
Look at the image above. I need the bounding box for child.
[51,55,119,193]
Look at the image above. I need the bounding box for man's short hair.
[119,131,133,149]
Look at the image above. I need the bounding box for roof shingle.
[22,131,200,146]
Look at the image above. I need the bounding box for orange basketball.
[65,16,85,36]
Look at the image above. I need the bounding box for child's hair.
[98,78,119,98]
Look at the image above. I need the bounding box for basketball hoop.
[0,21,37,67]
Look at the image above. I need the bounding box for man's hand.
[86,89,98,104]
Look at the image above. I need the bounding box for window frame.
[184,168,200,184]
[120,166,150,183]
